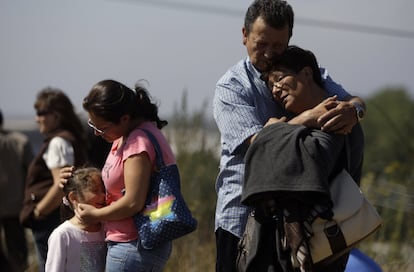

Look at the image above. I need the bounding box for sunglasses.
[36,110,51,116]
[87,119,106,135]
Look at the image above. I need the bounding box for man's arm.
[269,95,365,135]
[288,96,340,128]
[251,94,366,146]
[318,96,366,134]
[249,95,342,144]
[319,68,366,134]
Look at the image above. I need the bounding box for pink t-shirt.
[102,121,176,242]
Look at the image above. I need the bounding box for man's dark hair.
[244,0,294,37]
[0,109,3,126]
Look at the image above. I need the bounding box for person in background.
[86,128,112,170]
[213,1,366,271]
[20,88,88,272]
[240,45,364,271]
[0,109,34,271]
[46,167,106,272]
[72,79,175,271]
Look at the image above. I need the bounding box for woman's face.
[87,112,124,143]
[268,67,313,114]
[35,106,59,135]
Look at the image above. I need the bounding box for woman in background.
[20,87,88,272]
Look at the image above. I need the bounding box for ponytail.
[84,79,168,129]
[133,84,168,129]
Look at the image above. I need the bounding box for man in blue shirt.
[213,1,366,271]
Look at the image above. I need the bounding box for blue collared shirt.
[213,57,349,238]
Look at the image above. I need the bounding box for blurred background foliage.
[357,88,414,271]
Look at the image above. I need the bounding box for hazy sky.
[1,0,413,122]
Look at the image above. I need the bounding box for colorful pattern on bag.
[143,195,176,222]
[133,128,197,249]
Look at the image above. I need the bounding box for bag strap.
[139,128,165,169]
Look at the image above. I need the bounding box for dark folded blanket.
[242,122,345,207]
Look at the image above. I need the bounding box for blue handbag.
[134,128,197,249]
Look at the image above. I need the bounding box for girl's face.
[79,174,106,208]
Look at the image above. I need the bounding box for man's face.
[243,16,290,73]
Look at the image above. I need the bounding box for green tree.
[362,88,414,181]
[359,87,414,269]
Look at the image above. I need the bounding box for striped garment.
[213,56,349,238]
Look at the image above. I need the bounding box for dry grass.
[24,229,414,271]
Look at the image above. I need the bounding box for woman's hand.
[264,116,288,127]
[75,203,100,225]
[290,96,339,128]
[59,166,75,189]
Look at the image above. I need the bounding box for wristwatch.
[353,102,365,121]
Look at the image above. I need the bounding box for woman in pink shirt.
[77,79,175,271]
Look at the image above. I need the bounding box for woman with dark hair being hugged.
[20,88,88,272]
[77,79,174,271]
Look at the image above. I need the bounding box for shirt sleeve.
[45,227,67,272]
[122,129,156,164]
[213,78,263,155]
[43,136,75,169]
[320,67,351,100]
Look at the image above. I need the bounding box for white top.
[45,220,106,272]
[43,136,74,169]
